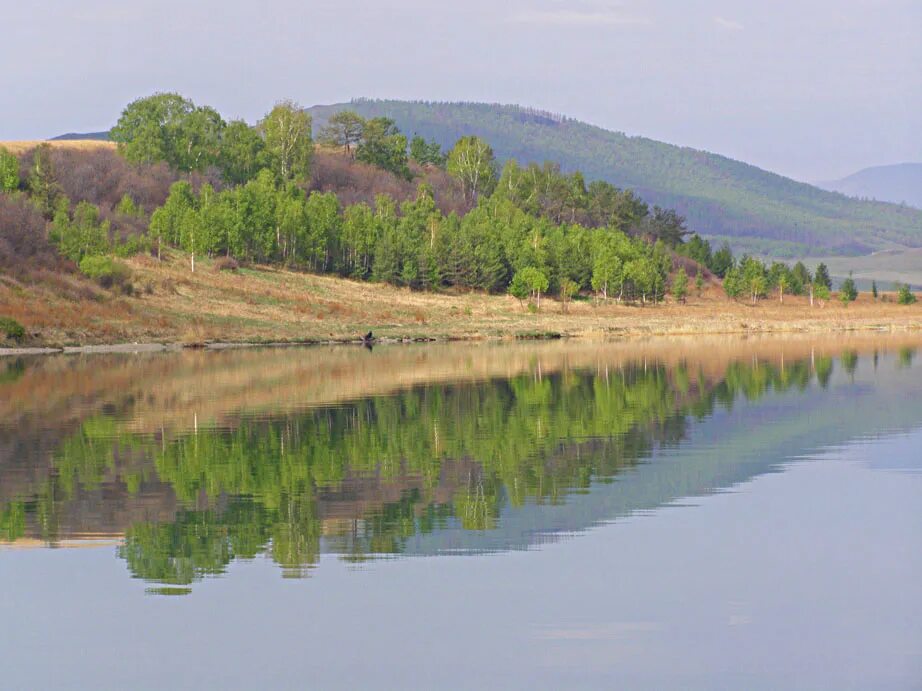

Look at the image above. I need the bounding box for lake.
[1,335,921,690]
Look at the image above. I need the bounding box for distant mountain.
[310,100,922,257]
[50,131,110,141]
[816,163,922,209]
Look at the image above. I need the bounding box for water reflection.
[1,337,920,592]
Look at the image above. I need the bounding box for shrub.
[214,256,240,272]
[0,316,25,341]
[897,284,917,305]
[79,255,130,289]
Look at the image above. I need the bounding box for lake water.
[1,335,921,690]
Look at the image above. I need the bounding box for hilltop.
[309,100,922,258]
[816,163,922,209]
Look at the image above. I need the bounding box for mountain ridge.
[309,100,922,257]
[816,162,922,209]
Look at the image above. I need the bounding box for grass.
[0,251,920,347]
[0,140,116,155]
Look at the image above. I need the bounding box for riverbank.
[1,252,920,351]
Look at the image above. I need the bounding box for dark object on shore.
[362,331,375,343]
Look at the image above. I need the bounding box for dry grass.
[0,140,116,155]
[1,251,920,347]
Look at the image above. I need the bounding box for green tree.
[409,136,445,167]
[356,118,410,179]
[447,136,497,203]
[319,111,366,156]
[149,181,196,260]
[559,277,578,312]
[52,201,111,261]
[672,267,688,303]
[839,274,858,306]
[110,93,225,171]
[814,262,832,289]
[710,242,734,278]
[897,284,917,305]
[218,120,267,185]
[871,280,878,300]
[28,144,61,218]
[510,266,549,309]
[0,146,19,192]
[259,101,313,182]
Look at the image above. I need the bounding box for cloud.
[509,8,650,26]
[714,16,744,31]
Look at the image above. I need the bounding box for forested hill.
[309,100,922,258]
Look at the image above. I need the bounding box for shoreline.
[2,319,919,357]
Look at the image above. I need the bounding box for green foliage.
[509,266,549,307]
[27,144,62,218]
[51,201,111,261]
[79,255,129,289]
[356,117,410,179]
[110,93,225,172]
[813,281,831,302]
[318,100,922,256]
[447,136,497,202]
[0,316,25,341]
[710,242,734,278]
[839,275,858,305]
[871,280,878,299]
[218,120,267,185]
[319,110,366,156]
[814,263,832,289]
[409,135,445,167]
[0,146,20,192]
[897,284,917,305]
[672,267,688,303]
[259,101,313,182]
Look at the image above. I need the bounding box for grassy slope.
[309,101,922,257]
[1,252,920,347]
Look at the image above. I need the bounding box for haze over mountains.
[53,100,922,259]
[816,163,922,210]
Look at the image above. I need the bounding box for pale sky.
[2,0,920,181]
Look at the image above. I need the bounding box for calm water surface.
[1,336,920,689]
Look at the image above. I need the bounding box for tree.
[710,242,734,278]
[28,144,61,218]
[791,261,811,295]
[839,274,858,306]
[259,101,313,182]
[51,201,110,261]
[218,120,267,185]
[814,262,832,289]
[447,136,497,203]
[811,281,830,306]
[319,111,365,156]
[356,117,410,179]
[110,92,225,172]
[509,267,548,309]
[871,280,878,300]
[777,271,790,303]
[641,206,688,247]
[149,181,195,260]
[409,136,445,167]
[695,272,704,295]
[723,267,744,300]
[897,284,916,305]
[559,277,578,312]
[0,147,19,192]
[672,267,688,303]
[591,235,624,299]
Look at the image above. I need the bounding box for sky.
[1,0,920,181]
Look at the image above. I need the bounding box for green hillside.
[310,100,922,258]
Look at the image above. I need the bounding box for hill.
[309,100,922,258]
[816,163,922,209]
[50,131,110,142]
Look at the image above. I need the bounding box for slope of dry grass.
[1,251,920,348]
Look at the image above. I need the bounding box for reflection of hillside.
[1,337,920,591]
